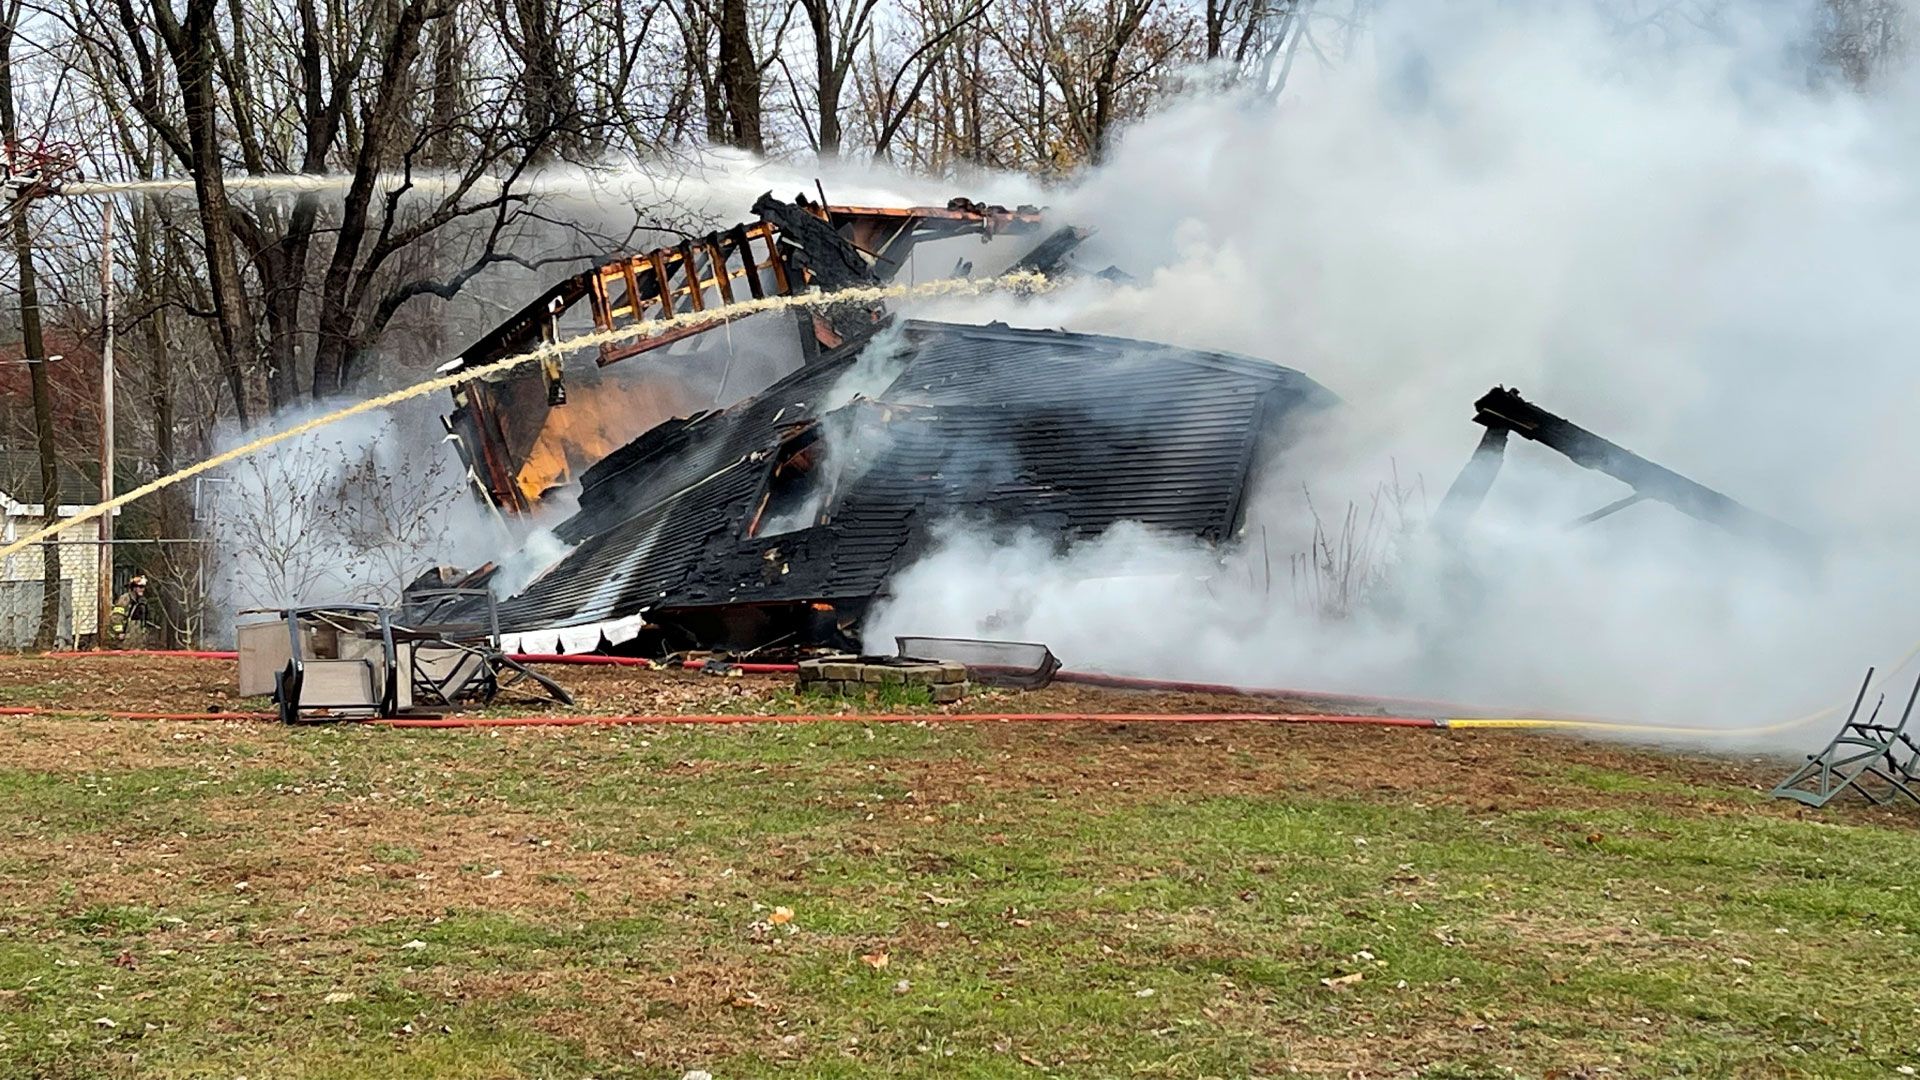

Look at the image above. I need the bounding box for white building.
[0,456,107,646]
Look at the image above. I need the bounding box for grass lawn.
[3,657,1919,1078]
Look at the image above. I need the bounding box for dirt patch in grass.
[0,717,288,772]
[0,655,259,714]
[930,720,1894,825]
[518,961,779,1066]
[6,791,691,922]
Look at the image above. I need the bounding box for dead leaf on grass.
[769,906,793,925]
[1320,972,1364,991]
[861,951,890,969]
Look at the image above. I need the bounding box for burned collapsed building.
[438,194,1337,653]
[436,193,1807,657]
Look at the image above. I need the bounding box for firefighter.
[109,575,152,649]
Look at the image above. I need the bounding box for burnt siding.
[493,320,1337,635]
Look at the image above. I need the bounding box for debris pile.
[433,191,1333,657]
[466,320,1332,655]
[443,194,1056,511]
[431,194,1809,666]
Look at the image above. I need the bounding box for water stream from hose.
[0,270,1056,563]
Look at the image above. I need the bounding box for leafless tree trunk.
[1823,0,1905,86]
[310,0,437,393]
[798,0,883,157]
[498,0,586,157]
[137,0,272,424]
[866,0,991,162]
[0,0,64,647]
[717,0,763,151]
[426,9,464,163]
[1205,0,1268,64]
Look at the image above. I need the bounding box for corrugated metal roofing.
[491,320,1337,640]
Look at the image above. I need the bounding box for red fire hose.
[1046,670,1508,717]
[374,711,1439,729]
[677,659,804,674]
[25,650,1521,718]
[0,702,1436,729]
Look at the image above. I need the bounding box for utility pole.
[97,199,114,644]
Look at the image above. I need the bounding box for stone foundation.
[797,655,969,704]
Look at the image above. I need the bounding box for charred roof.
[491,319,1336,654]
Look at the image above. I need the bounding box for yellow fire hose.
[1443,639,1920,738]
[0,271,1055,565]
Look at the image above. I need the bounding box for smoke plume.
[865,2,1920,739]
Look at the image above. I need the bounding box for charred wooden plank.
[752,191,878,289]
[1469,385,1813,554]
[1011,226,1093,276]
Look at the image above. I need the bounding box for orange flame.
[514,373,701,502]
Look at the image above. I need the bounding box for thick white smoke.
[866,2,1920,738]
[203,398,558,637]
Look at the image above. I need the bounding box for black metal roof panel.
[493,320,1337,637]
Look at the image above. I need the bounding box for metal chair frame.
[271,605,400,724]
[1774,667,1920,808]
[397,587,574,709]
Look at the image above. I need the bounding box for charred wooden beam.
[1011,225,1093,276]
[1461,385,1813,554]
[452,276,591,369]
[1433,425,1509,534]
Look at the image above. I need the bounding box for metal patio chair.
[1774,667,1920,808]
[397,587,573,708]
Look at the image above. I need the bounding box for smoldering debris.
[454,318,1337,655]
[440,193,1057,513]
[414,176,1824,743]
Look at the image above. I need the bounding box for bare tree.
[0,0,64,646]
[211,415,467,608]
[1205,0,1268,63]
[496,0,589,158]
[717,0,763,150]
[122,0,274,422]
[1022,0,1191,165]
[860,0,992,163]
[1823,0,1905,86]
[794,0,880,156]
